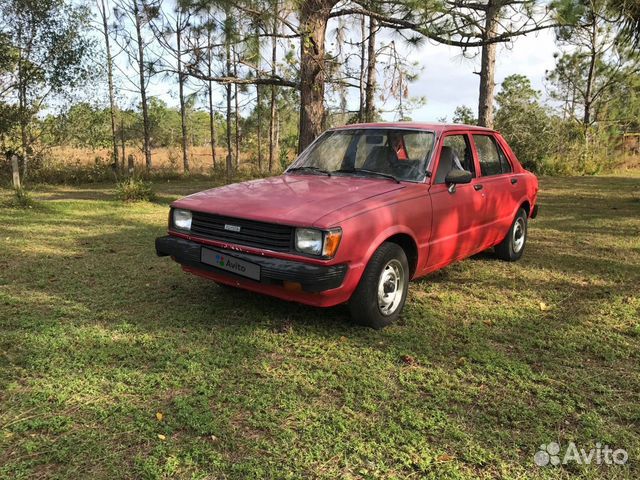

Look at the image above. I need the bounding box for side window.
[443,135,474,173]
[434,134,473,184]
[496,141,513,173]
[473,135,504,176]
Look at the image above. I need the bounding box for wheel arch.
[360,227,420,280]
[385,233,419,278]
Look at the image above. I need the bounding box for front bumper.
[156,235,348,294]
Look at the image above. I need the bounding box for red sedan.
[156,123,539,328]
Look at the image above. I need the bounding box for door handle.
[511,178,518,185]
[474,184,483,191]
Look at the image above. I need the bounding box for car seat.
[435,146,464,184]
[363,145,397,174]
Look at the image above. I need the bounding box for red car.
[156,123,539,328]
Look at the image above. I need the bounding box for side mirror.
[445,169,473,193]
[445,169,473,185]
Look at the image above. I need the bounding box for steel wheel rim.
[377,259,405,316]
[513,217,526,253]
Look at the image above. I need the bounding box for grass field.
[1,174,639,479]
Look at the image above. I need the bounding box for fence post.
[11,154,21,190]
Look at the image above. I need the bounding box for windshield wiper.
[286,166,331,176]
[333,168,400,183]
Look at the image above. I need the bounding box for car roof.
[332,122,495,134]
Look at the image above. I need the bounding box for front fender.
[365,225,419,270]
[340,221,421,288]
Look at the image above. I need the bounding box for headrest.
[435,146,455,183]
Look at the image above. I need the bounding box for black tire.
[348,242,409,329]
[495,208,528,261]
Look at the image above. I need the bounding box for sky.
[387,28,559,122]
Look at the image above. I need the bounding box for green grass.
[1,174,639,479]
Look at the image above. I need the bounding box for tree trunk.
[207,29,217,168]
[100,0,119,171]
[11,154,21,190]
[226,83,233,179]
[16,25,30,180]
[583,20,598,127]
[133,0,152,169]
[477,2,498,128]
[17,53,29,180]
[364,16,377,123]
[19,108,29,180]
[120,115,126,171]
[275,111,280,167]
[176,18,190,173]
[298,0,336,153]
[233,53,240,169]
[269,92,278,173]
[256,84,263,171]
[269,1,279,172]
[225,17,233,180]
[570,83,577,120]
[358,15,366,123]
[208,83,217,168]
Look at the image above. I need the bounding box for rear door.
[425,131,487,270]
[470,133,521,246]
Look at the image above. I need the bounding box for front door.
[426,132,487,270]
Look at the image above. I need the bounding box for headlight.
[295,227,342,257]
[173,209,192,230]
[295,228,322,255]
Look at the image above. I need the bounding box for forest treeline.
[1,0,639,184]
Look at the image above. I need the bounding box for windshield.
[287,128,436,182]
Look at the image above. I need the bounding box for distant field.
[48,146,275,174]
[0,174,639,479]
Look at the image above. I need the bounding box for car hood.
[172,174,406,227]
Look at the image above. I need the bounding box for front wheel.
[495,208,528,261]
[348,242,409,329]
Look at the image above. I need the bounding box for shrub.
[6,188,36,209]
[494,74,635,176]
[115,177,155,202]
[494,75,562,172]
[537,123,633,176]
[30,157,115,184]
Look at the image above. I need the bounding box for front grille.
[189,212,294,252]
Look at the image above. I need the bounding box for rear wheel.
[495,208,528,261]
[349,242,409,329]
